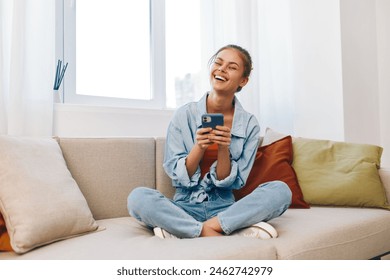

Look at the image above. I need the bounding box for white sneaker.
[234,222,278,239]
[153,227,178,239]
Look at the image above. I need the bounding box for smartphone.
[201,113,224,129]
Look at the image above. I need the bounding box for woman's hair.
[208,44,253,92]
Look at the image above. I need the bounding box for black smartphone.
[201,113,224,129]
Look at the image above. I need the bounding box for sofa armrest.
[379,168,390,203]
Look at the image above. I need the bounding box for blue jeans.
[127,181,292,238]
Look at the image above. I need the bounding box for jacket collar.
[195,92,247,138]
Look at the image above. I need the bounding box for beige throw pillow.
[0,136,98,254]
[261,127,288,146]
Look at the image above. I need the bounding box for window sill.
[53,103,174,137]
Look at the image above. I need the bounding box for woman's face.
[209,48,249,94]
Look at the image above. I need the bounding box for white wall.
[340,0,381,145]
[376,0,390,167]
[338,0,389,167]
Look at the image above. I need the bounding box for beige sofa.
[1,137,390,260]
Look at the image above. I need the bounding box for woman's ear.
[239,77,249,89]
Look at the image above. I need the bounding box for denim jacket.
[163,93,260,203]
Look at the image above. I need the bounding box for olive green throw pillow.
[292,138,390,210]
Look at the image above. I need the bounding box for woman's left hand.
[208,125,231,146]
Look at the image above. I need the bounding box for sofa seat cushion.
[0,217,277,260]
[2,208,390,260]
[269,207,390,259]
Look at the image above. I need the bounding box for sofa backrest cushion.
[155,138,176,199]
[58,138,156,220]
[379,168,390,203]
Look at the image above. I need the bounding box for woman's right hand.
[196,127,214,150]
[185,127,213,178]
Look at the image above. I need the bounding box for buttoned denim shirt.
[163,93,260,203]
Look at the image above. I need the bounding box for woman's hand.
[210,125,232,180]
[191,125,232,180]
[196,127,214,150]
[196,125,231,149]
[207,125,231,147]
[185,127,214,178]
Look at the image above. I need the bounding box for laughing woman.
[127,44,292,239]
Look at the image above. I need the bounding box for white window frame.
[57,0,166,109]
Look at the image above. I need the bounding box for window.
[76,0,151,100]
[165,0,203,108]
[61,0,205,109]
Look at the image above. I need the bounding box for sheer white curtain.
[0,0,55,137]
[256,0,295,135]
[200,0,294,136]
[200,0,261,122]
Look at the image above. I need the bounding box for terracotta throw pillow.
[0,213,12,251]
[233,136,309,208]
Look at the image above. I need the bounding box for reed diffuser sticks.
[53,60,68,90]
